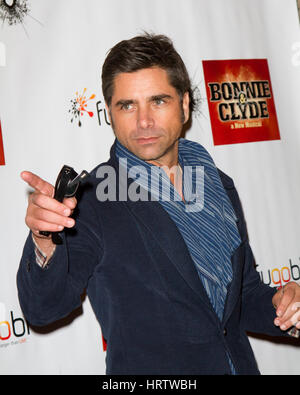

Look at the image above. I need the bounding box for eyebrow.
[114,94,174,108]
[150,94,173,102]
[115,99,134,108]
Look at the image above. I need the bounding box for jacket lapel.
[222,241,245,326]
[125,197,215,312]
[218,174,246,325]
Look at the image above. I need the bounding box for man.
[18,33,300,375]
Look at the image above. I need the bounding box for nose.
[137,106,154,130]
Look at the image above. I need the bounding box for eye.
[121,103,134,111]
[153,98,165,106]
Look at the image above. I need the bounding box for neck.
[145,141,179,169]
[146,144,183,201]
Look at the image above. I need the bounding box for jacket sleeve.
[16,183,103,326]
[240,241,282,336]
[219,169,289,337]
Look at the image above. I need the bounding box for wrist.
[32,232,55,257]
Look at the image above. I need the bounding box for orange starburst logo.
[69,88,96,127]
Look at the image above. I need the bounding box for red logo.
[0,120,5,165]
[202,59,280,145]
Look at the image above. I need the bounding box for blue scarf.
[115,138,241,322]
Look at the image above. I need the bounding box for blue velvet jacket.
[17,142,284,375]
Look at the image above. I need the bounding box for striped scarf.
[115,138,241,322]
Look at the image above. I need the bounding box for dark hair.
[101,33,195,115]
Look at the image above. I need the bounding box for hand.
[21,171,77,247]
[272,282,300,331]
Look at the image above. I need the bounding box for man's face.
[108,67,189,168]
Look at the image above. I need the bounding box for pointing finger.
[21,171,54,197]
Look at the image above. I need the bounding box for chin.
[133,146,164,162]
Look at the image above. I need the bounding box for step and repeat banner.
[0,0,300,375]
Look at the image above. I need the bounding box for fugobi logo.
[69,88,96,127]
[258,258,300,289]
[68,89,111,128]
[202,59,280,145]
[0,302,30,347]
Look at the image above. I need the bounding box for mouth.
[135,136,160,145]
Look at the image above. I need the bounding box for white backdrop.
[0,0,300,375]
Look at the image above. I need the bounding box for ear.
[182,92,190,124]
